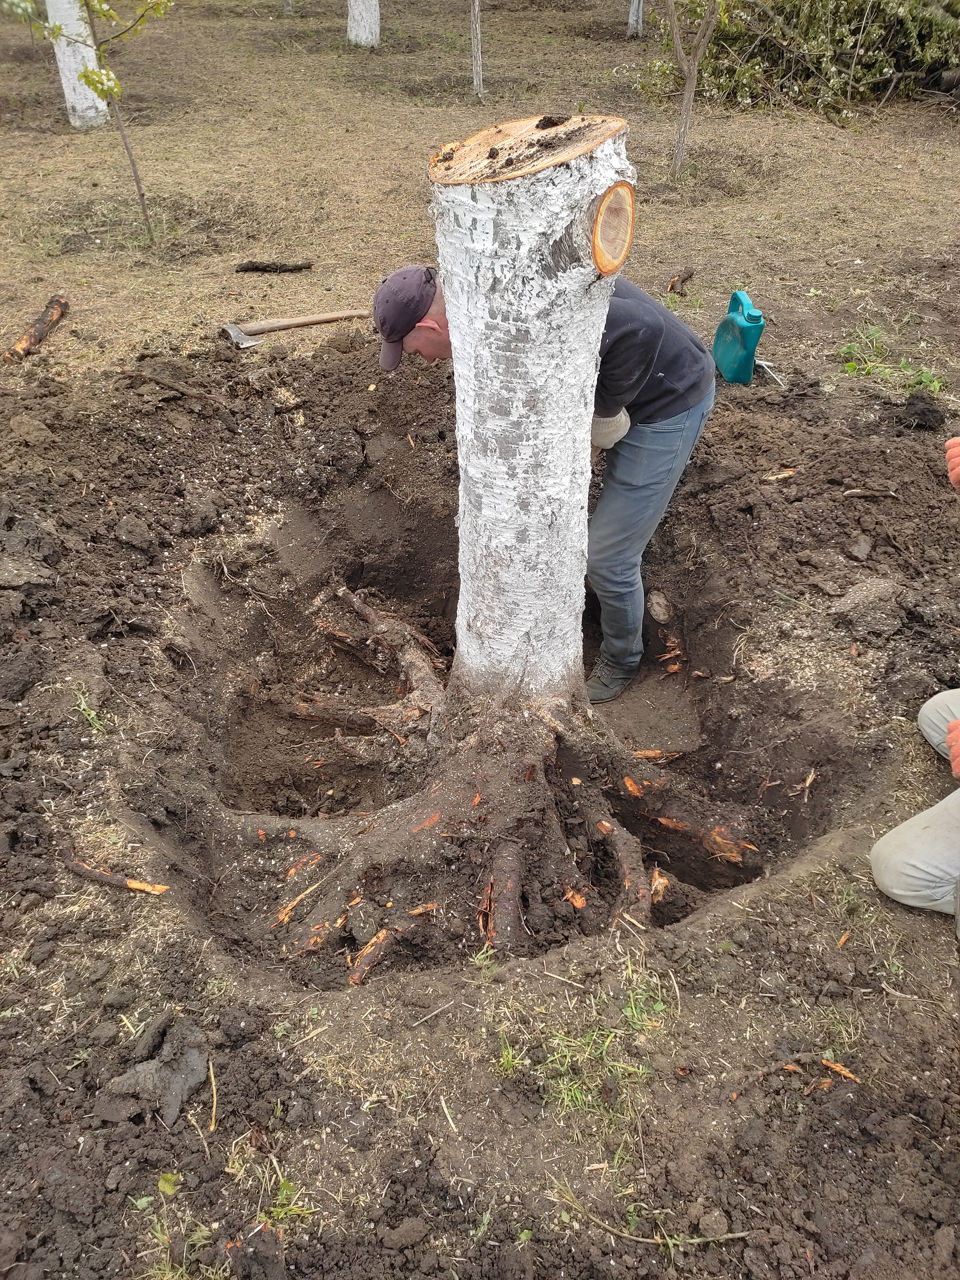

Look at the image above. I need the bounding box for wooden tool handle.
[239,309,369,336]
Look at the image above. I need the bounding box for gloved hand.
[947,719,960,780]
[947,438,960,493]
[591,408,630,452]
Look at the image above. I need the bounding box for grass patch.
[838,324,945,393]
[128,1174,229,1280]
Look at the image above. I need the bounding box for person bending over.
[372,264,715,703]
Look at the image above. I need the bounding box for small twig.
[208,1057,218,1132]
[440,1095,459,1136]
[188,1112,211,1160]
[550,1181,751,1249]
[411,1000,456,1027]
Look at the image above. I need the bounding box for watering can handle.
[729,290,754,316]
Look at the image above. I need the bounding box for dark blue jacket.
[595,278,715,423]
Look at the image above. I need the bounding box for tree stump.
[430,115,636,705]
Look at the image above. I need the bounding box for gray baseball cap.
[372,265,437,371]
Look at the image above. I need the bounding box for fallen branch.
[63,849,169,895]
[3,295,69,363]
[120,368,234,412]
[235,260,314,273]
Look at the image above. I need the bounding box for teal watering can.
[713,290,765,385]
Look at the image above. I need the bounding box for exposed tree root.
[194,586,760,984]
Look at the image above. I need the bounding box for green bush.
[695,0,960,109]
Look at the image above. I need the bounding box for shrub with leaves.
[695,0,960,109]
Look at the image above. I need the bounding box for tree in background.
[471,0,483,100]
[627,0,643,38]
[661,0,720,179]
[347,0,379,47]
[3,1,172,240]
[45,0,109,128]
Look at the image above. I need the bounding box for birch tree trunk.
[626,0,643,38]
[346,0,379,47]
[430,116,636,707]
[46,0,109,130]
[471,0,483,101]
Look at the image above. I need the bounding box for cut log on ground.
[3,296,69,363]
[234,260,314,273]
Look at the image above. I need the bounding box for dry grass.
[1,0,957,391]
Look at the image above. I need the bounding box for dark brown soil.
[2,2,960,1277]
[3,326,959,1278]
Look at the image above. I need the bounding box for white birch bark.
[431,121,635,705]
[471,0,483,101]
[46,0,109,130]
[346,0,379,47]
[626,0,643,38]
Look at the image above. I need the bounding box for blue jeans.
[587,385,715,674]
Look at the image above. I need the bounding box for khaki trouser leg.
[869,689,960,923]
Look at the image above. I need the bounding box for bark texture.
[627,0,643,38]
[46,0,109,130]
[346,0,380,47]
[431,119,636,705]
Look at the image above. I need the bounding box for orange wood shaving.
[782,1063,802,1074]
[837,931,850,948]
[822,1059,861,1083]
[284,852,322,881]
[471,792,482,807]
[272,880,325,928]
[650,867,670,903]
[563,886,587,910]
[623,776,644,797]
[596,820,615,835]
[408,902,438,916]
[412,811,442,833]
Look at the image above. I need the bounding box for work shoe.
[585,656,637,704]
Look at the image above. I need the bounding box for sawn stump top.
[429,115,628,185]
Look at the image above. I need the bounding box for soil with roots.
[2,330,959,1279]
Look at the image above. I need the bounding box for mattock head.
[219,322,264,350]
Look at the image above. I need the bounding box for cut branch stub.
[430,116,636,705]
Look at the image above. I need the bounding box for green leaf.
[157,1171,182,1198]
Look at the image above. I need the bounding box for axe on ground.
[219,309,370,349]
